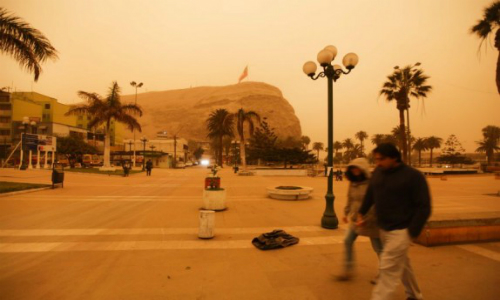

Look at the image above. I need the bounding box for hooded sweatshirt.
[344,158,379,238]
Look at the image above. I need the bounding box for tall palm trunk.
[103,123,111,168]
[398,108,408,162]
[487,149,493,165]
[239,138,247,170]
[406,107,412,166]
[418,150,422,167]
[219,136,224,167]
[497,49,500,94]
[429,148,434,167]
[496,29,500,94]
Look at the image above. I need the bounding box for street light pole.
[130,81,143,168]
[303,45,359,229]
[140,136,148,171]
[19,116,29,170]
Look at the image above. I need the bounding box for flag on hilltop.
[238,66,248,83]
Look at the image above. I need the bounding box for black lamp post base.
[321,215,339,229]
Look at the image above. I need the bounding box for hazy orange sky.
[1,0,499,152]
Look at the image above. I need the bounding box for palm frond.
[0,8,58,81]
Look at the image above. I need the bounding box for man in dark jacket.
[358,143,431,300]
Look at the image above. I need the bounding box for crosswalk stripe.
[0,235,356,253]
[0,225,334,237]
[457,245,500,262]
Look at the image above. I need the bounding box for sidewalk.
[0,167,499,299]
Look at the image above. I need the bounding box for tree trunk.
[103,126,111,168]
[399,109,408,162]
[496,29,500,94]
[219,136,223,167]
[418,150,421,167]
[240,138,247,171]
[430,149,434,167]
[317,149,320,162]
[406,107,412,166]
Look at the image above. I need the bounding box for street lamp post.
[140,136,148,171]
[27,120,38,169]
[303,45,359,229]
[130,81,143,168]
[19,116,29,170]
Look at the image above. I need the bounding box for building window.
[0,104,11,110]
[0,129,10,136]
[45,104,50,109]
[0,116,10,123]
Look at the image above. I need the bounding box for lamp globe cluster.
[302,45,359,77]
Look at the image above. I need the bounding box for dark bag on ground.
[252,229,299,250]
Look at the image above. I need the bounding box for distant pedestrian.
[336,169,343,181]
[358,143,431,300]
[337,158,382,282]
[146,159,153,176]
[122,161,130,177]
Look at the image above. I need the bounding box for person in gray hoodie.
[337,157,383,282]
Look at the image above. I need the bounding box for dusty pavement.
[0,167,499,300]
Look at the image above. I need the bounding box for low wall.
[415,212,500,246]
[253,169,308,176]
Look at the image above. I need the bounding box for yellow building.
[6,91,126,149]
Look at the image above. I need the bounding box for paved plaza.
[0,167,499,300]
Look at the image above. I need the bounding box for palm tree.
[380,64,432,163]
[66,82,142,168]
[425,136,443,167]
[476,139,500,165]
[476,125,500,165]
[342,138,354,152]
[355,131,368,155]
[371,134,385,146]
[345,144,364,162]
[0,8,58,81]
[206,109,234,167]
[234,108,260,170]
[412,138,428,167]
[301,136,311,150]
[482,125,500,142]
[471,1,500,94]
[371,133,398,147]
[312,142,324,162]
[333,141,343,155]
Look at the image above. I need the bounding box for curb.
[0,186,53,197]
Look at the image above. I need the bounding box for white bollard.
[198,210,215,239]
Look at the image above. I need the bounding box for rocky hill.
[120,81,302,142]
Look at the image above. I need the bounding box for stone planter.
[267,186,313,200]
[203,189,226,211]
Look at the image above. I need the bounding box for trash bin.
[52,163,65,189]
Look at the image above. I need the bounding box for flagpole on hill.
[238,66,248,83]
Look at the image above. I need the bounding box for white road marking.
[457,245,500,262]
[0,236,356,253]
[0,225,331,236]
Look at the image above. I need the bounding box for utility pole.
[173,135,177,168]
